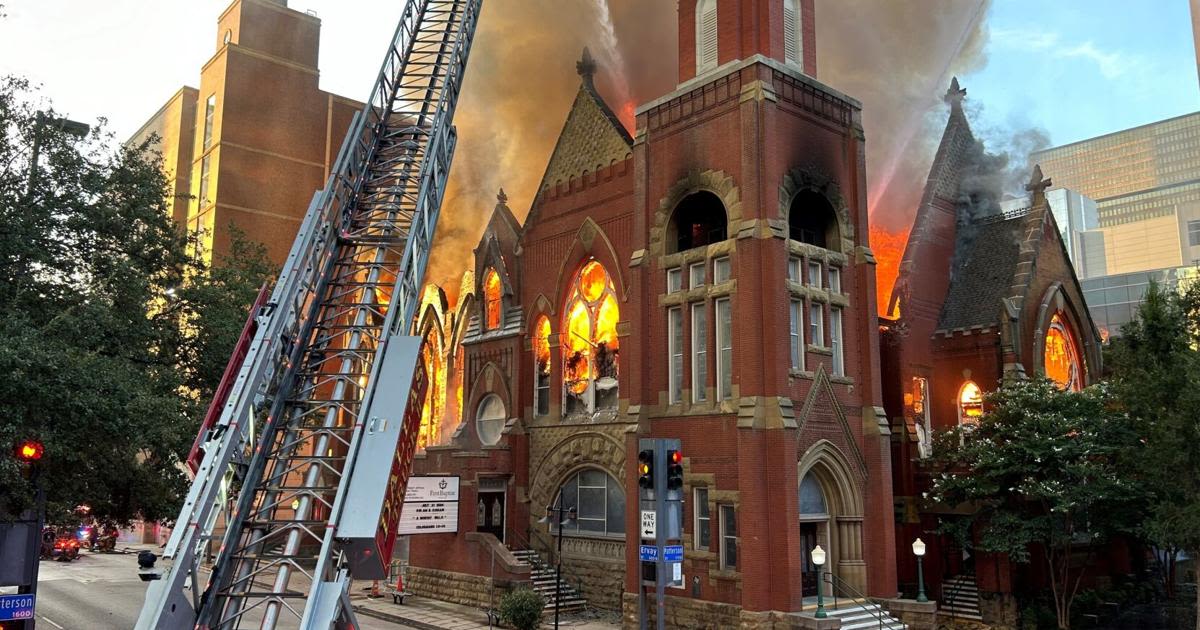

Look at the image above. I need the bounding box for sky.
[1,1,1195,147]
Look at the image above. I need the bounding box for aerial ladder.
[135,0,482,627]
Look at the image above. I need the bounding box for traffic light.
[666,449,684,490]
[637,449,654,489]
[14,440,43,463]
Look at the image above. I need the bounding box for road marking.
[40,616,65,629]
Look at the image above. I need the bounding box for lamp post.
[913,537,928,603]
[25,111,91,202]
[538,505,577,630]
[811,544,827,618]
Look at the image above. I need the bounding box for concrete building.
[129,0,362,265]
[1083,265,1200,340]
[1032,112,1200,274]
[399,1,907,626]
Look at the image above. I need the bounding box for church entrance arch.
[798,440,866,599]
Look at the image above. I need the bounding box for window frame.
[198,155,212,207]
[828,267,842,294]
[713,256,731,283]
[668,306,684,404]
[719,504,737,570]
[553,469,626,538]
[691,301,708,403]
[807,261,823,289]
[203,94,216,151]
[790,299,805,371]
[809,303,824,347]
[667,267,683,293]
[533,316,551,417]
[830,308,844,376]
[788,256,802,283]
[475,393,506,446]
[1189,220,1200,247]
[689,261,706,288]
[694,487,711,550]
[782,0,803,67]
[715,298,733,400]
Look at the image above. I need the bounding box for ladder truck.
[135,1,481,627]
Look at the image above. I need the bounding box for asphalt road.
[26,547,407,630]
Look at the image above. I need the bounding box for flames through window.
[483,268,502,330]
[958,381,983,427]
[563,260,619,415]
[1044,311,1083,391]
[534,315,551,416]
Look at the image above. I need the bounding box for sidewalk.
[352,592,621,630]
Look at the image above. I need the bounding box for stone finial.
[576,47,597,85]
[1025,164,1052,198]
[497,187,508,205]
[944,76,967,110]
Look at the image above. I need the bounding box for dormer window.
[696,0,718,74]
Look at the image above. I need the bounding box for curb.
[352,604,445,630]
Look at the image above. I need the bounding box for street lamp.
[25,111,91,202]
[811,544,827,618]
[538,504,577,630]
[913,537,928,602]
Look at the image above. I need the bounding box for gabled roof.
[535,48,633,193]
[936,214,1023,331]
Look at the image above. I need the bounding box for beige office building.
[129,0,362,265]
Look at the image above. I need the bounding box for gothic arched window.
[696,0,718,74]
[563,260,620,416]
[958,381,983,428]
[483,268,502,330]
[553,469,626,536]
[1044,311,1083,391]
[533,315,551,416]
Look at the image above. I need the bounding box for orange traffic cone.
[370,580,381,598]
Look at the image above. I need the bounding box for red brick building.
[403,1,901,626]
[882,79,1107,624]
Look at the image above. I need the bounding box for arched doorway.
[798,441,866,599]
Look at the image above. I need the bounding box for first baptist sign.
[398,476,460,535]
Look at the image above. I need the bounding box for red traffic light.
[669,450,683,465]
[15,440,43,462]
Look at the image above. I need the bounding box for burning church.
[881,79,1113,622]
[399,0,905,626]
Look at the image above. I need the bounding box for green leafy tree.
[929,378,1145,630]
[1107,281,1200,627]
[0,75,194,524]
[0,75,273,528]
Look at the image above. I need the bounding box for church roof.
[936,213,1023,331]
[536,48,633,192]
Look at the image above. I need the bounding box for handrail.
[823,571,891,629]
[942,567,975,623]
[518,524,594,613]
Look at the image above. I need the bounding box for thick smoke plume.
[427,0,1003,314]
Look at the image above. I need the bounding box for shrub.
[499,588,544,630]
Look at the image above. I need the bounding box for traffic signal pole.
[637,438,681,630]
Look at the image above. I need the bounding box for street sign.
[639,545,657,562]
[663,544,684,563]
[0,593,34,622]
[640,510,656,538]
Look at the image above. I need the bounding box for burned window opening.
[483,268,502,330]
[668,191,727,254]
[563,260,620,417]
[534,315,551,416]
[789,190,840,249]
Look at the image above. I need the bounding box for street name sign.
[0,594,34,622]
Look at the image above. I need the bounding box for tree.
[0,75,272,528]
[1107,281,1200,628]
[929,378,1145,630]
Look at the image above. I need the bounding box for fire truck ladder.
[135,1,481,628]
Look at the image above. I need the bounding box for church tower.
[677,0,817,84]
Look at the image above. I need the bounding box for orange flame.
[483,269,502,330]
[563,261,619,396]
[870,225,910,317]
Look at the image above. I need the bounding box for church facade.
[403,1,901,626]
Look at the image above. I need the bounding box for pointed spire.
[576,47,597,87]
[497,187,508,206]
[944,76,967,111]
[1025,164,1052,205]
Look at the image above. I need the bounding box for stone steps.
[826,603,908,630]
[941,575,984,621]
[509,548,587,613]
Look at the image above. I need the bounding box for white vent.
[696,0,719,74]
[783,0,802,66]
